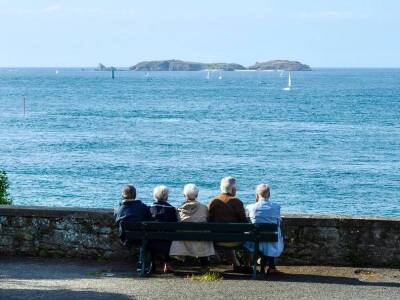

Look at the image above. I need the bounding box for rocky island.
[95,63,118,71]
[129,60,246,71]
[248,60,311,71]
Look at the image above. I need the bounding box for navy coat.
[114,200,151,247]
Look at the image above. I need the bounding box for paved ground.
[0,258,399,299]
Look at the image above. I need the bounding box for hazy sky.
[1,0,399,67]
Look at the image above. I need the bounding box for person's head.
[255,184,270,202]
[122,184,136,201]
[183,183,199,201]
[220,176,237,196]
[153,185,169,202]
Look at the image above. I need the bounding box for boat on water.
[283,72,291,91]
[206,70,210,79]
[144,72,150,78]
[218,71,223,80]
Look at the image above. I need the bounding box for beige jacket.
[169,200,215,257]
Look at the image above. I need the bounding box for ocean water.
[0,68,399,217]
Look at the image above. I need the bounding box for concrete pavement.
[0,258,399,299]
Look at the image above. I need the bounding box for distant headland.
[248,60,311,71]
[96,59,311,72]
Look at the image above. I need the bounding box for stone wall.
[1,205,399,267]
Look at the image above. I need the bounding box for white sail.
[206,70,210,79]
[218,71,223,80]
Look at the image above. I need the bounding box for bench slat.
[125,231,278,242]
[123,222,277,232]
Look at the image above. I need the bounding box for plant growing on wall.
[0,170,12,205]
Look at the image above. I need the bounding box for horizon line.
[1,66,400,69]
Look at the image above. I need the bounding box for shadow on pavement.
[264,273,400,288]
[172,269,400,288]
[0,288,134,300]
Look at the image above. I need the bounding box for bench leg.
[139,240,147,277]
[252,242,259,280]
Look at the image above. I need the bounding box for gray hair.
[256,184,270,199]
[153,185,169,202]
[220,176,236,194]
[183,183,199,200]
[122,184,136,200]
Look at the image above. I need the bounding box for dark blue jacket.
[148,201,177,256]
[114,200,151,246]
[149,201,178,222]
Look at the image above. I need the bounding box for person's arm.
[145,205,152,220]
[172,207,178,222]
[208,199,217,222]
[235,199,248,223]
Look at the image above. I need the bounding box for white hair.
[220,176,236,194]
[183,183,199,200]
[256,184,270,199]
[153,185,169,202]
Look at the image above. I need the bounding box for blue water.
[0,68,399,217]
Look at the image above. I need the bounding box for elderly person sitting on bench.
[114,184,151,248]
[244,184,284,275]
[208,176,249,272]
[149,185,178,274]
[170,184,215,271]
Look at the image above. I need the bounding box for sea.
[0,68,399,217]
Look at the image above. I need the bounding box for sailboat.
[206,70,210,79]
[283,72,291,91]
[144,72,150,78]
[218,71,223,80]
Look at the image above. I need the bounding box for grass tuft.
[189,272,222,282]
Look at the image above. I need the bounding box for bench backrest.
[123,221,278,242]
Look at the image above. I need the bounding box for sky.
[1,0,400,68]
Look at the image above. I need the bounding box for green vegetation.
[189,272,222,282]
[0,170,12,205]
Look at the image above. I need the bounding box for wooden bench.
[123,221,278,279]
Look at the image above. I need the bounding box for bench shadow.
[172,269,400,288]
[263,273,400,288]
[0,288,134,299]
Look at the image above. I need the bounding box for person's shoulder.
[268,201,281,211]
[138,200,150,208]
[270,201,281,208]
[208,195,221,207]
[230,196,244,206]
[154,201,176,209]
[165,202,176,209]
[198,201,208,210]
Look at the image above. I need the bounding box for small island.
[129,60,246,71]
[95,63,117,71]
[248,60,311,71]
